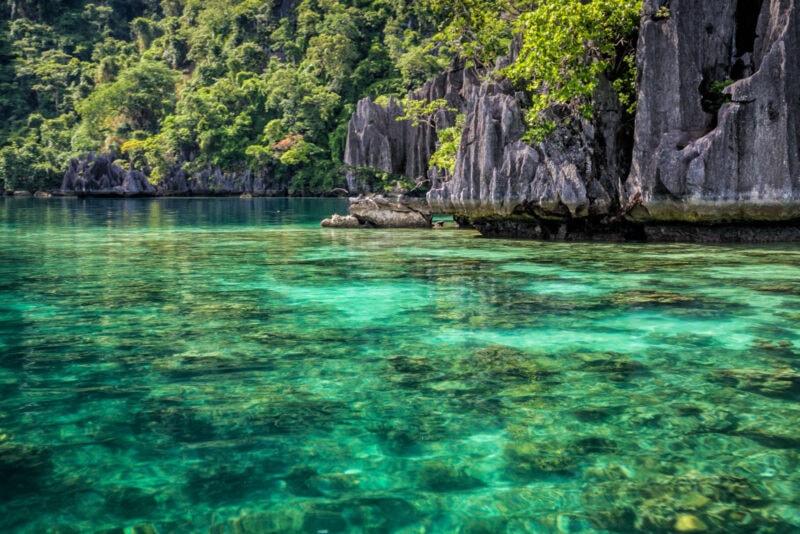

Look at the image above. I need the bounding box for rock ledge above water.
[321,195,432,228]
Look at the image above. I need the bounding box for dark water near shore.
[1,197,799,533]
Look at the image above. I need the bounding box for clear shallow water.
[1,197,799,533]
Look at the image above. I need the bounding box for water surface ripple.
[1,198,799,533]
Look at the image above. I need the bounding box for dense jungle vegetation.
[0,0,640,193]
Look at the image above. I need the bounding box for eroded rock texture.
[157,167,287,196]
[343,61,482,191]
[341,1,800,239]
[321,195,431,228]
[626,0,800,222]
[426,77,632,239]
[62,154,156,196]
[61,156,291,197]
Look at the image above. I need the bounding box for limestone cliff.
[626,0,800,223]
[62,154,156,197]
[61,157,290,197]
[346,1,800,240]
[343,60,483,190]
[426,75,632,239]
[156,167,288,196]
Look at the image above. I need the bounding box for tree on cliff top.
[507,0,640,139]
[428,0,640,141]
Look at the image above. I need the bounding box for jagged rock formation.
[347,1,800,240]
[321,195,432,228]
[343,61,483,191]
[321,213,363,228]
[426,76,632,239]
[157,167,287,196]
[626,0,800,223]
[61,156,290,197]
[61,154,156,197]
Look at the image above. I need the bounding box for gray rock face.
[343,97,408,184]
[343,61,482,190]
[425,0,800,236]
[626,0,800,222]
[157,166,286,196]
[321,195,432,228]
[348,195,432,228]
[62,154,156,196]
[61,155,291,197]
[427,79,628,233]
[320,213,363,228]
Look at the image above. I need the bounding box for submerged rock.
[209,507,304,534]
[714,367,800,399]
[504,441,579,478]
[417,460,485,492]
[0,437,52,498]
[674,514,708,532]
[580,470,798,533]
[578,352,647,382]
[104,485,161,519]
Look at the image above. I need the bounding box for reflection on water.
[1,197,799,533]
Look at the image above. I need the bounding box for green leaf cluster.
[505,0,641,139]
[428,113,465,175]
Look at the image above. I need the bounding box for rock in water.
[346,2,800,240]
[348,195,431,228]
[157,166,285,196]
[321,213,363,228]
[674,514,708,532]
[321,195,432,228]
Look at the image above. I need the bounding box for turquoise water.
[1,197,799,533]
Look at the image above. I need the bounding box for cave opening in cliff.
[731,0,764,79]
[734,0,764,55]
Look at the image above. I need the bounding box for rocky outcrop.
[626,0,800,223]
[426,77,631,239]
[61,154,156,197]
[343,97,408,190]
[321,195,432,228]
[157,166,287,196]
[343,61,482,191]
[321,213,363,228]
[343,1,800,240]
[61,156,292,197]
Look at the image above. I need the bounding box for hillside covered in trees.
[0,0,640,194]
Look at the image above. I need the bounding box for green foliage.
[429,113,465,174]
[506,0,641,139]
[701,79,733,114]
[346,166,414,193]
[653,6,670,20]
[398,98,456,128]
[428,0,521,67]
[0,113,77,191]
[76,60,179,149]
[0,0,644,191]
